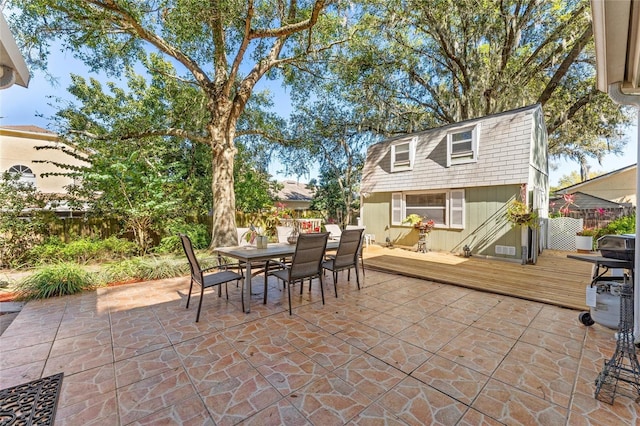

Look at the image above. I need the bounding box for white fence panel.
[546,217,583,251]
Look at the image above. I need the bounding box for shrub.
[603,213,635,236]
[16,262,96,300]
[137,257,190,281]
[155,222,210,254]
[27,236,137,265]
[100,255,191,284]
[100,258,146,284]
[100,236,139,258]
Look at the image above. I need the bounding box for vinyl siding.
[361,105,541,194]
[362,185,524,258]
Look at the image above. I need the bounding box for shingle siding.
[362,105,542,194]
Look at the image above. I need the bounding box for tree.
[0,172,54,267]
[234,144,279,213]
[44,72,210,253]
[10,0,344,247]
[325,0,630,161]
[281,97,369,226]
[552,169,602,192]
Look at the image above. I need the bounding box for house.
[554,164,636,208]
[360,104,549,263]
[0,125,88,215]
[275,180,314,211]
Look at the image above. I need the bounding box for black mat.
[0,373,63,426]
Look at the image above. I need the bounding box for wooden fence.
[45,217,125,242]
[558,206,634,229]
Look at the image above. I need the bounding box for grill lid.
[597,234,635,251]
[597,234,635,260]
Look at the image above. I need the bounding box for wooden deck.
[361,245,595,310]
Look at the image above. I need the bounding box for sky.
[1,47,637,187]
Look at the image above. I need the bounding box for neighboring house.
[360,104,549,263]
[275,180,314,211]
[549,192,627,230]
[554,164,636,208]
[0,125,88,215]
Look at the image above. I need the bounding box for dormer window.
[391,138,416,172]
[447,125,479,166]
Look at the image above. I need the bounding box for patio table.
[215,240,340,313]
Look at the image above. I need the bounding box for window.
[8,164,36,186]
[406,193,446,224]
[392,190,465,229]
[391,138,416,172]
[447,125,479,166]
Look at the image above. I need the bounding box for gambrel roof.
[361,104,547,194]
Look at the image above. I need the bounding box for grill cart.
[568,235,634,328]
[568,235,639,404]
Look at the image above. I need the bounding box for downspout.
[607,82,640,340]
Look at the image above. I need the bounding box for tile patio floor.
[0,269,638,425]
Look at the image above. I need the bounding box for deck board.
[362,246,596,310]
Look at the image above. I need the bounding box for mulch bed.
[0,293,16,303]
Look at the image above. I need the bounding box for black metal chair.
[323,228,364,297]
[263,232,329,315]
[180,234,243,322]
[345,225,367,277]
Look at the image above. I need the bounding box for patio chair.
[263,232,330,315]
[180,234,243,322]
[276,226,293,243]
[345,225,366,277]
[324,224,342,240]
[322,228,364,297]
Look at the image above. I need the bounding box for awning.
[0,11,29,89]
[591,0,640,339]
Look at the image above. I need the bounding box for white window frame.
[8,164,36,186]
[446,124,480,167]
[391,189,465,229]
[390,137,416,172]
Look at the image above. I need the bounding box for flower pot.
[256,235,269,249]
[575,235,593,253]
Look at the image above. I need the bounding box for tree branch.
[67,128,210,145]
[85,0,212,87]
[546,88,598,137]
[537,24,592,106]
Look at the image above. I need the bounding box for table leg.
[244,262,252,313]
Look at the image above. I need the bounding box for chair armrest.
[267,259,289,270]
[201,262,243,273]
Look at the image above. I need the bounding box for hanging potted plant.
[506,199,539,229]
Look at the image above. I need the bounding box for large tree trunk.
[210,127,238,249]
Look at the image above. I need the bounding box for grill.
[597,234,635,261]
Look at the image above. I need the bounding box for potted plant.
[402,214,424,228]
[243,224,269,249]
[576,228,596,253]
[506,199,539,229]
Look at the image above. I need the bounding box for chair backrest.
[276,226,293,243]
[324,224,342,239]
[290,232,329,280]
[180,234,203,285]
[345,225,365,230]
[334,228,364,268]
